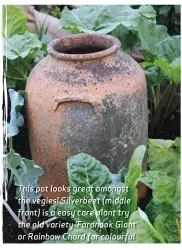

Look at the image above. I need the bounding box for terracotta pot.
[26,34,148,199]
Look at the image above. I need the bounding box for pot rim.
[47,34,121,61]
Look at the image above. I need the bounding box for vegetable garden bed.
[2,4,181,244]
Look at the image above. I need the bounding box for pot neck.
[47,34,121,61]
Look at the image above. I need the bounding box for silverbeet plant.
[45,138,180,244]
[42,144,165,243]
[46,146,148,243]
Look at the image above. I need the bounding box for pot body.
[26,38,148,199]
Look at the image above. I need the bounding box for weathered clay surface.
[25,34,148,199]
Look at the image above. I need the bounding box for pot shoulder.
[27,51,146,91]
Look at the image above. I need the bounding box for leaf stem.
[6,166,27,224]
[8,172,14,190]
[152,87,157,111]
[9,137,13,150]
[3,199,22,224]
[3,199,29,234]
[176,218,181,240]
[154,85,161,108]
[8,137,14,190]
[26,202,31,223]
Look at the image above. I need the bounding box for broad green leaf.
[140,170,175,190]
[3,149,22,171]
[48,201,75,221]
[141,36,180,84]
[125,145,146,187]
[143,66,166,86]
[67,153,112,234]
[5,58,29,81]
[127,208,165,243]
[174,5,181,14]
[140,171,176,203]
[174,137,180,151]
[171,177,181,212]
[135,18,159,59]
[156,25,170,42]
[148,138,180,177]
[103,146,145,234]
[149,139,174,148]
[4,31,42,60]
[35,49,45,63]
[4,150,44,200]
[59,5,174,61]
[138,5,156,19]
[144,66,159,85]
[59,5,156,34]
[140,61,154,68]
[159,6,171,17]
[154,204,181,243]
[145,198,160,224]
[6,124,19,138]
[15,158,44,200]
[123,145,146,217]
[154,58,180,84]
[156,36,180,64]
[152,36,181,84]
[111,26,138,55]
[20,158,43,184]
[3,5,28,38]
[135,18,169,60]
[142,65,166,102]
[6,89,24,137]
[41,34,52,45]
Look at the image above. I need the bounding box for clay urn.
[25,34,148,199]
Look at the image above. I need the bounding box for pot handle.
[52,95,102,117]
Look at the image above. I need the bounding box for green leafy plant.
[127,208,165,243]
[3,149,59,235]
[58,5,181,137]
[3,5,51,89]
[40,6,61,19]
[45,138,180,243]
[153,5,180,35]
[5,89,24,138]
[58,5,157,55]
[46,145,146,243]
[141,35,180,137]
[2,5,28,38]
[2,6,53,235]
[140,138,181,243]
